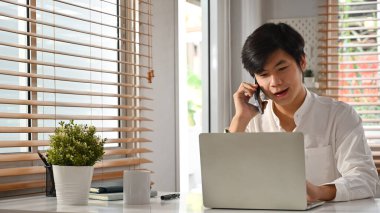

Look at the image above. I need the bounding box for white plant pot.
[53,165,94,205]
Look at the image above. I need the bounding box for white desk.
[0,193,380,213]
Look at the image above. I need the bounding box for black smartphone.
[249,78,264,114]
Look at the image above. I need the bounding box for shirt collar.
[268,87,312,129]
[294,87,313,126]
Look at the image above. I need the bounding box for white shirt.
[246,89,379,201]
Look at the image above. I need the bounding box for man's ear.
[300,54,307,71]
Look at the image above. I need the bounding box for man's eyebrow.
[262,60,288,71]
[274,60,287,67]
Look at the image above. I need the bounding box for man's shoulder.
[312,93,352,110]
[311,93,357,119]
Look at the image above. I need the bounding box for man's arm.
[329,105,379,201]
[229,115,252,132]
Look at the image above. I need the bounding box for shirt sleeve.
[328,106,379,201]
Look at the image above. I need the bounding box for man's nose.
[270,74,282,86]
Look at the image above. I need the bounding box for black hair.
[241,23,305,78]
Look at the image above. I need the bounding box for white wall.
[230,0,264,97]
[262,0,318,21]
[141,0,177,192]
[229,0,319,116]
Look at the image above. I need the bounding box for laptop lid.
[199,132,308,210]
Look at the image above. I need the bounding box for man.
[229,23,379,201]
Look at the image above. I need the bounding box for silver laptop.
[199,132,324,210]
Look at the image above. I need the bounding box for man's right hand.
[229,82,267,132]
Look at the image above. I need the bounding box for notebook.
[88,190,158,201]
[199,132,324,210]
[89,192,123,201]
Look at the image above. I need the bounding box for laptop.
[199,132,324,210]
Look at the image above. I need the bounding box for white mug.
[123,170,151,205]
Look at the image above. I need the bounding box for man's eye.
[259,73,268,77]
[278,66,288,71]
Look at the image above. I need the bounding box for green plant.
[47,120,105,166]
[304,69,314,77]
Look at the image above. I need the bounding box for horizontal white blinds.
[318,0,380,171]
[0,0,154,196]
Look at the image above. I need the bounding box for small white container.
[53,165,94,205]
[123,170,151,205]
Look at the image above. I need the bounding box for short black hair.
[241,23,305,77]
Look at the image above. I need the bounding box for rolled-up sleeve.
[331,123,379,201]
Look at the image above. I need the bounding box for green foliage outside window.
[187,69,202,127]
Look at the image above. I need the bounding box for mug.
[123,170,151,205]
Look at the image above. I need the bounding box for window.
[178,0,207,192]
[318,0,380,171]
[0,0,153,197]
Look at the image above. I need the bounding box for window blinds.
[0,0,153,197]
[318,0,380,172]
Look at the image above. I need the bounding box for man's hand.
[229,82,267,132]
[306,181,336,202]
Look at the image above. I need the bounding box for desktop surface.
[0,192,380,213]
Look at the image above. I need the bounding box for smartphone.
[249,78,264,114]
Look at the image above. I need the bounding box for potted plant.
[303,69,315,88]
[47,120,105,205]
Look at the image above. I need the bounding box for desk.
[0,193,380,213]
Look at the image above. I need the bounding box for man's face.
[255,49,306,108]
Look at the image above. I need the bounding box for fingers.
[232,82,261,119]
[306,181,320,202]
[234,82,258,99]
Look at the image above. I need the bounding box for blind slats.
[319,18,380,24]
[319,60,380,65]
[364,127,380,131]
[0,158,151,178]
[0,167,44,177]
[319,69,380,73]
[0,0,154,196]
[0,148,152,162]
[326,94,380,98]
[320,2,380,7]
[0,112,152,121]
[1,0,152,36]
[319,26,380,32]
[0,69,152,90]
[0,11,151,46]
[0,39,152,70]
[319,52,380,57]
[0,84,152,100]
[318,44,380,48]
[0,98,152,111]
[53,0,152,24]
[93,158,152,168]
[0,127,152,133]
[0,55,150,77]
[319,9,380,15]
[0,138,152,147]
[0,180,44,192]
[319,35,380,40]
[0,26,151,59]
[319,86,380,90]
[319,77,380,81]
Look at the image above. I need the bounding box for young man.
[229,23,379,202]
